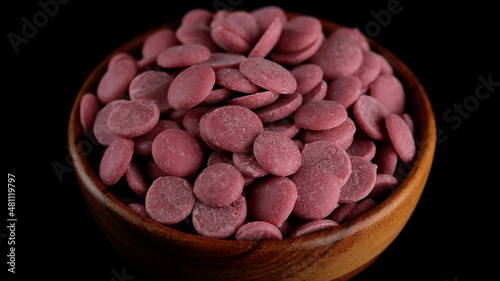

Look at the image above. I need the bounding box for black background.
[4,0,498,280]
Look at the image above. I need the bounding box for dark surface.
[4,1,497,280]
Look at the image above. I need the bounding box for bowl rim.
[68,11,436,251]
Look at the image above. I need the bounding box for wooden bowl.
[68,12,436,281]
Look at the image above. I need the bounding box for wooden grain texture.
[68,12,436,281]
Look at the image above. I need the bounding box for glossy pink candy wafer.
[192,195,247,238]
[193,163,244,207]
[301,141,352,183]
[294,100,347,130]
[157,44,211,68]
[107,100,160,138]
[97,58,137,104]
[339,156,377,203]
[99,138,134,186]
[79,93,99,132]
[325,75,362,108]
[128,203,149,218]
[145,176,196,225]
[249,176,297,227]
[353,95,389,141]
[235,221,283,241]
[239,57,297,94]
[151,129,203,177]
[129,70,173,114]
[385,113,416,163]
[167,64,215,110]
[141,29,179,59]
[181,106,215,140]
[202,105,263,152]
[215,68,260,94]
[369,74,405,115]
[253,131,301,177]
[291,167,342,220]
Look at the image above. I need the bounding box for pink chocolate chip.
[226,91,280,110]
[79,93,99,132]
[248,17,283,58]
[309,39,363,80]
[192,195,247,238]
[300,117,356,150]
[145,176,196,225]
[294,100,347,130]
[373,141,399,175]
[93,100,128,146]
[129,70,173,114]
[254,93,303,123]
[99,138,134,186]
[151,129,203,177]
[201,105,263,152]
[369,74,405,115]
[215,68,261,93]
[239,57,297,94]
[385,113,416,163]
[339,156,377,203]
[167,64,215,110]
[97,58,137,104]
[353,95,389,141]
[157,43,211,68]
[253,131,301,177]
[249,176,298,227]
[107,100,160,138]
[291,167,342,220]
[291,64,324,95]
[235,221,283,241]
[301,141,352,183]
[325,75,363,108]
[232,152,268,178]
[288,219,338,238]
[141,29,179,59]
[124,158,151,198]
[275,16,322,53]
[133,120,180,156]
[193,163,244,207]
